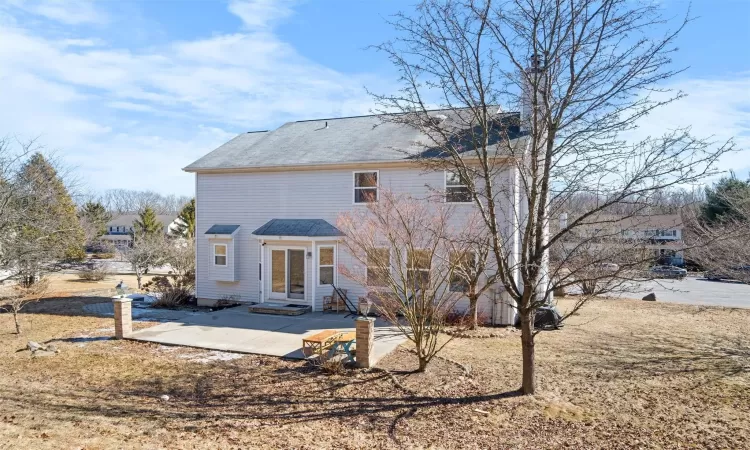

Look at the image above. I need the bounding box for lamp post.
[358,297,371,317]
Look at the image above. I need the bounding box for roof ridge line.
[293,109,520,123]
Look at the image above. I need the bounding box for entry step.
[247,303,311,316]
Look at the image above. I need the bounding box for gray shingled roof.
[252,219,343,237]
[205,224,241,235]
[185,131,269,171]
[183,111,522,171]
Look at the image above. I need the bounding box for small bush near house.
[445,308,490,329]
[76,265,111,281]
[309,352,348,375]
[144,270,195,308]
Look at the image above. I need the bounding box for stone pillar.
[113,298,132,339]
[355,317,375,368]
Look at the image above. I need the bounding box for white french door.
[268,247,306,301]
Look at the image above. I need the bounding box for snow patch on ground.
[177,351,244,364]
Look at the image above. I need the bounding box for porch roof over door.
[252,219,343,239]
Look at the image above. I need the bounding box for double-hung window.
[366,248,390,287]
[354,171,378,203]
[407,249,431,290]
[318,246,335,285]
[445,170,471,203]
[213,244,227,266]
[449,251,476,293]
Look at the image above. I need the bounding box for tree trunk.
[12,309,21,334]
[135,271,143,290]
[520,311,535,394]
[468,296,479,330]
[418,355,428,372]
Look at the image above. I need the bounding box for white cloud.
[5,0,107,25]
[626,76,750,179]
[0,0,377,196]
[227,0,296,30]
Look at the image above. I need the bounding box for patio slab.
[128,306,405,363]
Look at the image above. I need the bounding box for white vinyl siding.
[194,165,514,323]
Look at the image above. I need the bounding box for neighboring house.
[100,214,179,250]
[562,214,685,266]
[183,111,530,326]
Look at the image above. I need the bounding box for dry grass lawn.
[42,272,157,296]
[0,296,748,449]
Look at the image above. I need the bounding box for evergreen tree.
[79,201,112,240]
[700,175,750,225]
[14,153,86,282]
[132,206,163,237]
[174,198,195,238]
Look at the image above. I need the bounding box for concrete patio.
[129,306,406,363]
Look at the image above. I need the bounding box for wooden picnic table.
[301,329,341,357]
[328,332,356,363]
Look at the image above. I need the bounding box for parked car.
[649,265,687,279]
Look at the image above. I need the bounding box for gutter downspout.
[311,244,317,312]
[259,239,264,304]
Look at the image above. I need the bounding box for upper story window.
[354,171,378,203]
[213,244,227,266]
[445,170,471,203]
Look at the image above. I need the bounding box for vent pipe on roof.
[324,121,328,129]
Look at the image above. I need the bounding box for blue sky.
[0,0,748,196]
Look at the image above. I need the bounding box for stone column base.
[355,317,375,368]
[113,297,133,339]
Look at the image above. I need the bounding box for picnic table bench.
[328,331,356,363]
[301,330,341,357]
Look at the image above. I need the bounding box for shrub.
[445,308,491,329]
[77,265,110,281]
[308,351,348,375]
[145,271,195,308]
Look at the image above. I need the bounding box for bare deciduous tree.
[96,189,191,215]
[373,0,732,394]
[448,213,499,329]
[123,234,166,289]
[686,198,750,283]
[0,278,49,334]
[337,191,470,371]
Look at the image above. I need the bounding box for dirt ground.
[0,297,748,449]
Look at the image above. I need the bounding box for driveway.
[618,276,750,308]
[129,306,405,364]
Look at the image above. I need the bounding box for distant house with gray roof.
[100,214,179,250]
[184,111,527,326]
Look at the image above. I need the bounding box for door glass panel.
[288,249,305,299]
[271,250,286,294]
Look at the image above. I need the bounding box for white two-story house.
[184,111,528,326]
[100,214,178,250]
